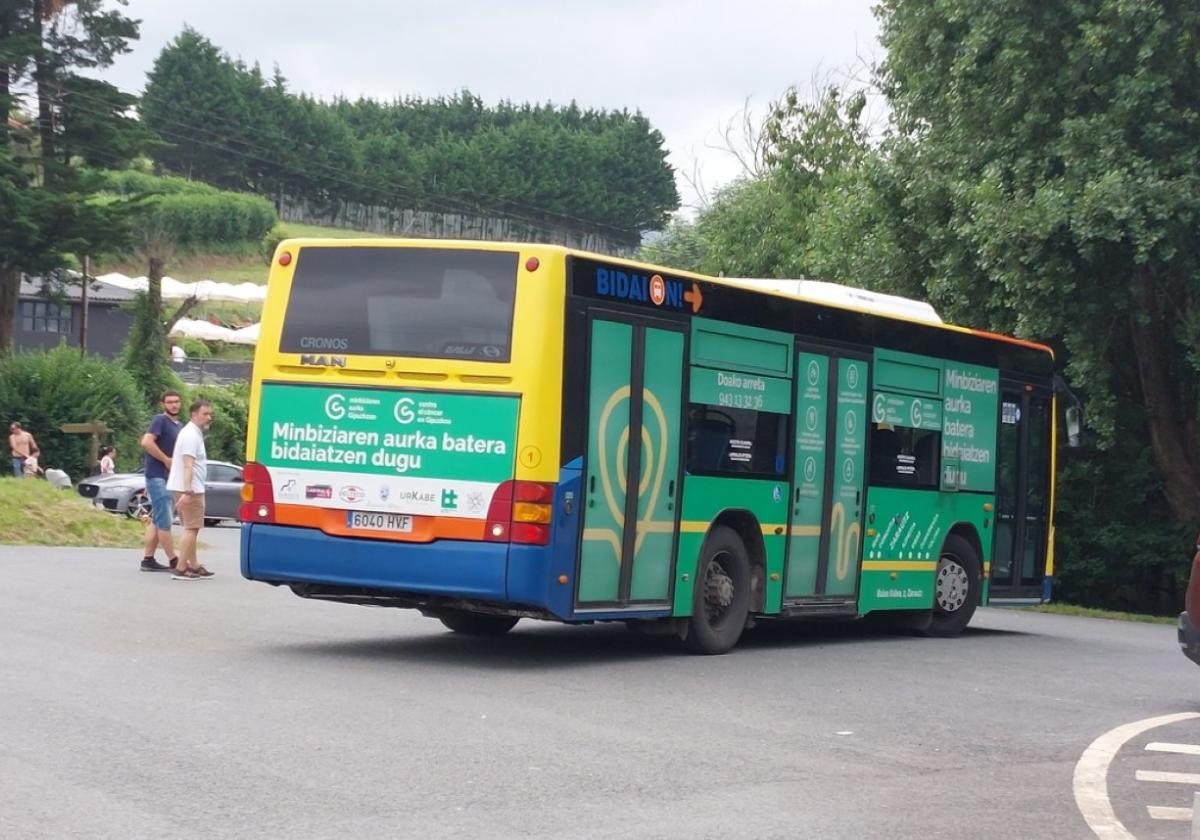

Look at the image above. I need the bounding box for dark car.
[76,461,244,526]
[1178,532,1200,665]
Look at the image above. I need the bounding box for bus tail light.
[484,480,554,545]
[239,461,276,523]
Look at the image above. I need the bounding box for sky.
[101,0,882,213]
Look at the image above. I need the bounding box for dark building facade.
[14,277,136,358]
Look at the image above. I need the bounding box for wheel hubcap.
[935,556,969,612]
[704,551,736,623]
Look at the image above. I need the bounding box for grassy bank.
[0,478,144,547]
[1023,603,1177,625]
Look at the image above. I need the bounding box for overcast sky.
[102,0,881,212]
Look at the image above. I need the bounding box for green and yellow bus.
[240,239,1059,653]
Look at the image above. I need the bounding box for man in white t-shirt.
[166,399,215,580]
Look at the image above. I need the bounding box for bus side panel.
[672,476,788,617]
[242,523,510,600]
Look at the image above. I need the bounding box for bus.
[239,239,1060,654]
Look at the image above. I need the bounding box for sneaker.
[171,569,200,580]
[169,556,178,570]
[193,566,214,578]
[140,558,171,573]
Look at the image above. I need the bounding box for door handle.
[667,480,675,499]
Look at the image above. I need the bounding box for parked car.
[1178,532,1200,666]
[76,461,244,526]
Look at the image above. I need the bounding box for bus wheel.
[685,525,751,655]
[925,535,980,637]
[437,611,519,636]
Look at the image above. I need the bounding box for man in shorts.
[9,421,38,478]
[167,399,214,580]
[139,390,183,572]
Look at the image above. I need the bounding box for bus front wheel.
[924,535,981,637]
[684,526,751,655]
[436,610,519,636]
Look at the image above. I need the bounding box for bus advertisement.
[239,239,1057,653]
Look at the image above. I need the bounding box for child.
[99,446,116,475]
[22,451,43,478]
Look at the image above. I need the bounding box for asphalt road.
[2,528,1197,840]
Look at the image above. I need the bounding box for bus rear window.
[279,247,519,361]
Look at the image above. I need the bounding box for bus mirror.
[1065,406,1082,448]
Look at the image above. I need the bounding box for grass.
[0,477,145,548]
[1022,603,1178,625]
[278,222,382,240]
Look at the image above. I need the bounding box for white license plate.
[347,511,413,532]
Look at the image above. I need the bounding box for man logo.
[325,394,346,421]
[394,397,416,424]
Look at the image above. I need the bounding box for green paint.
[873,350,943,396]
[689,367,791,414]
[691,317,793,376]
[673,475,788,616]
[255,383,517,518]
[629,328,684,601]
[578,320,631,603]
[824,358,867,596]
[942,364,999,492]
[785,352,829,598]
[858,486,994,613]
[871,392,942,431]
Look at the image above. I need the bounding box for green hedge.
[141,191,277,246]
[0,345,149,478]
[96,169,219,196]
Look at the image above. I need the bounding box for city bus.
[240,239,1060,653]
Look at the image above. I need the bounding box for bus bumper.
[240,523,575,619]
[241,523,510,602]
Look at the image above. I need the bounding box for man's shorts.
[146,477,174,530]
[174,492,206,530]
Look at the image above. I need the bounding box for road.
[1,529,1197,840]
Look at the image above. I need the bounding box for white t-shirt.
[167,422,207,494]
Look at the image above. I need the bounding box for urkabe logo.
[440,488,459,510]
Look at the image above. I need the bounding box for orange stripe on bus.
[272,503,487,542]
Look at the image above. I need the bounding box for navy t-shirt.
[144,414,183,480]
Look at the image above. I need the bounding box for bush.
[142,191,277,246]
[0,345,149,479]
[95,169,219,197]
[260,223,287,265]
[177,337,212,359]
[189,382,248,465]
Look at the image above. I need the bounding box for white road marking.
[1146,742,1200,756]
[1146,806,1192,821]
[1074,712,1200,839]
[1136,770,1200,785]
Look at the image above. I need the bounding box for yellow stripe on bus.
[861,561,938,572]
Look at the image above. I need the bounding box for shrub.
[0,345,149,479]
[177,337,212,359]
[189,382,248,465]
[260,223,288,265]
[142,191,277,246]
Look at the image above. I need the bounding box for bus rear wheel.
[436,611,519,636]
[684,526,751,655]
[924,535,980,637]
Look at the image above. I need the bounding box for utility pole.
[79,255,89,356]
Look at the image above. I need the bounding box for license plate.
[347,511,413,532]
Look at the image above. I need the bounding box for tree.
[0,0,142,352]
[874,0,1200,525]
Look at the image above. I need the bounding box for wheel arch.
[708,508,767,613]
[944,523,984,604]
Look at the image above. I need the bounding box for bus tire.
[437,611,519,636]
[924,535,980,638]
[684,525,751,655]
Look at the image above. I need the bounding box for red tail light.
[239,461,276,523]
[484,480,554,545]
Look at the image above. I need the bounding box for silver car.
[76,461,244,526]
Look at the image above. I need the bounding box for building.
[14,275,136,358]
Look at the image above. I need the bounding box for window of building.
[869,424,941,489]
[686,405,787,478]
[19,301,73,335]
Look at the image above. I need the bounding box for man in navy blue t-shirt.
[138,389,184,572]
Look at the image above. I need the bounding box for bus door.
[991,383,1051,600]
[784,348,869,603]
[576,315,685,609]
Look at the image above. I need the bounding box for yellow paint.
[862,560,938,572]
[829,502,861,581]
[247,239,566,486]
